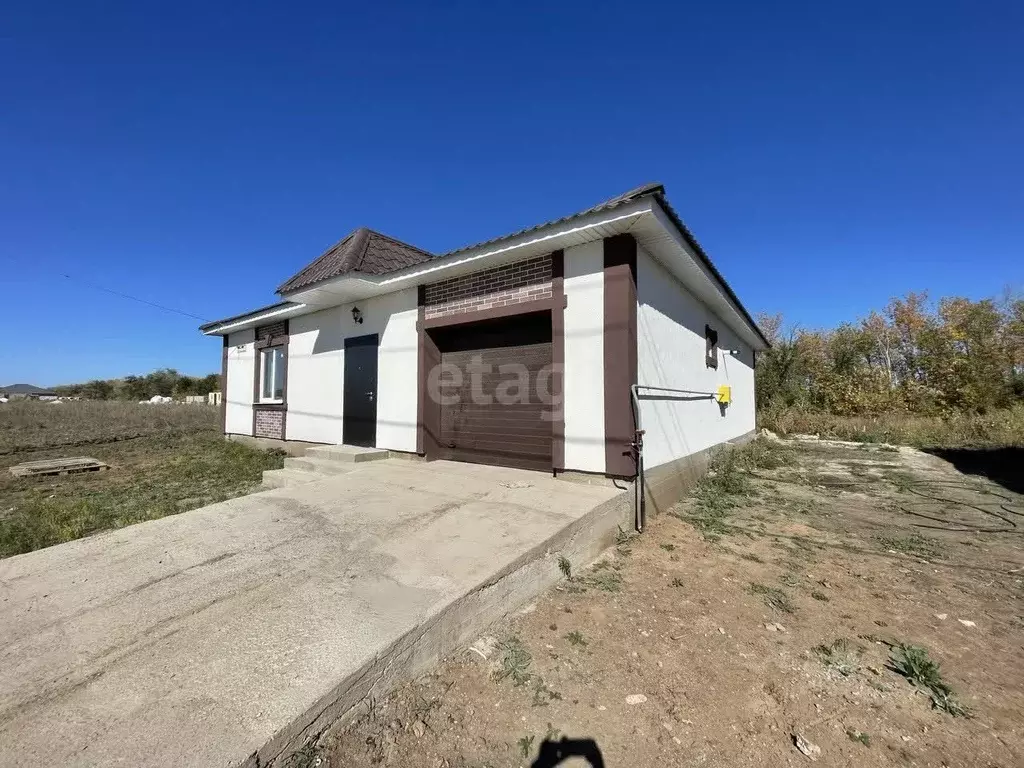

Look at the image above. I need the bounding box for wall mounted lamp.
[351,307,363,324]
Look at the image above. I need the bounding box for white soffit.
[202,303,308,336]
[633,204,766,350]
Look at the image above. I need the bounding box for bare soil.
[325,438,1024,768]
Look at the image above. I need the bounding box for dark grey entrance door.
[343,334,378,447]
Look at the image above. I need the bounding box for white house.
[201,184,769,518]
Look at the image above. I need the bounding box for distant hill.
[0,384,57,395]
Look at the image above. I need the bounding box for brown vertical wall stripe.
[417,282,443,457]
[603,234,638,478]
[221,335,229,434]
[252,319,290,440]
[550,250,565,473]
[416,284,426,455]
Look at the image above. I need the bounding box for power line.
[62,273,210,322]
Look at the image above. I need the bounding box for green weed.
[565,630,587,646]
[814,639,861,677]
[517,735,535,758]
[845,728,870,746]
[615,525,635,556]
[494,636,532,687]
[680,439,793,540]
[749,582,795,613]
[585,570,623,593]
[531,678,562,707]
[281,741,323,768]
[557,555,572,580]
[779,571,801,587]
[888,644,971,717]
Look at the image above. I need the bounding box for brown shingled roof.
[270,186,766,347]
[277,227,433,294]
[438,183,666,258]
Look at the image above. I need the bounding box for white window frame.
[259,346,285,403]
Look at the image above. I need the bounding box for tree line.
[54,368,221,401]
[756,292,1024,416]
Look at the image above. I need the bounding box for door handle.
[366,392,374,401]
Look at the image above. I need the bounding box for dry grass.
[760,405,1024,448]
[0,402,282,558]
[0,400,220,453]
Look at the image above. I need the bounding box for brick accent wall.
[256,321,288,341]
[254,408,284,439]
[423,255,552,319]
[252,319,288,440]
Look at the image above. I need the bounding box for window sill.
[254,401,286,410]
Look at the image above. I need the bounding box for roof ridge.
[363,228,434,259]
[345,227,372,272]
[277,226,435,294]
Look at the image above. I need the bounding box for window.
[260,347,285,401]
[705,324,719,369]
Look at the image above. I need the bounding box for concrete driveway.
[0,458,626,767]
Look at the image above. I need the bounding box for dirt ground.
[325,438,1024,768]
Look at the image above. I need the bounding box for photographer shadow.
[531,737,605,768]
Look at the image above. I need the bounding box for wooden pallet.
[9,457,110,478]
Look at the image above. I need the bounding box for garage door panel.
[432,314,553,471]
[452,401,552,413]
[450,432,553,448]
[440,446,552,472]
[445,419,553,436]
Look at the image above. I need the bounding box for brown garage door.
[430,312,552,471]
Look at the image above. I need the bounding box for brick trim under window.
[253,320,289,439]
[422,255,553,320]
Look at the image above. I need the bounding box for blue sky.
[2,1,1021,385]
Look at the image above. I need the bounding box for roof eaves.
[650,193,770,349]
[275,232,355,295]
[199,300,300,334]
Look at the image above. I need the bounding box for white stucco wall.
[225,329,255,435]
[285,306,344,444]
[369,288,419,452]
[284,288,418,451]
[636,246,756,469]
[562,241,606,473]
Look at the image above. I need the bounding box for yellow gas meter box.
[716,385,732,405]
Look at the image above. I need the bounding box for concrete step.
[283,456,357,476]
[261,468,322,489]
[305,445,389,463]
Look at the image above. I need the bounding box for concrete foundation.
[226,433,324,456]
[641,430,756,517]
